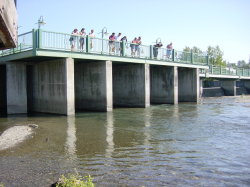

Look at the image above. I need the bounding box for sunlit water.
[0,97,250,187]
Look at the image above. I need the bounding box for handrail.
[200,65,250,77]
[0,29,211,66]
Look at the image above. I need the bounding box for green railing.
[0,29,208,66]
[0,31,33,56]
[200,65,250,77]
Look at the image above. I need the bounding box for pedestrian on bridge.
[79,28,86,52]
[70,29,78,51]
[89,29,95,49]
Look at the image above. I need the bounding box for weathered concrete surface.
[150,65,178,104]
[0,65,7,115]
[178,68,199,102]
[75,60,113,111]
[0,0,18,49]
[30,58,75,115]
[6,62,27,114]
[113,63,150,107]
[0,125,36,151]
[202,87,225,97]
[221,80,236,96]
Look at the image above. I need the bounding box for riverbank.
[0,125,37,151]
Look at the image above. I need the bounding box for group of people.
[153,41,173,59]
[70,28,95,51]
[69,28,173,59]
[107,32,142,57]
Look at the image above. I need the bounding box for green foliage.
[207,45,226,66]
[183,46,203,54]
[56,174,94,187]
[0,183,4,187]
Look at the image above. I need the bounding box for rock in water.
[0,125,35,151]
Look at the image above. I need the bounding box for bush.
[56,174,94,187]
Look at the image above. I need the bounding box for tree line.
[183,45,250,68]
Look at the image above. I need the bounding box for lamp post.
[37,16,46,29]
[99,27,108,53]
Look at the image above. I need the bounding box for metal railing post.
[220,66,222,74]
[86,35,90,53]
[150,45,153,59]
[122,40,125,56]
[37,29,42,48]
[172,49,175,61]
[191,50,193,64]
[206,56,209,65]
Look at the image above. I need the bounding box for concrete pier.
[113,63,150,107]
[178,68,199,102]
[75,60,112,111]
[150,65,178,104]
[6,63,27,114]
[30,58,75,115]
[221,80,236,96]
[0,65,7,115]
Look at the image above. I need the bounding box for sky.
[17,0,250,64]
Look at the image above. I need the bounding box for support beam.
[75,60,113,111]
[31,58,75,115]
[113,63,150,107]
[221,80,236,96]
[6,63,27,114]
[178,68,199,102]
[150,65,178,104]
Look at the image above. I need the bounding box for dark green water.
[0,97,250,186]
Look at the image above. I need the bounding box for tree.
[237,60,246,68]
[207,45,226,66]
[183,46,203,54]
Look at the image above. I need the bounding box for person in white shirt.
[88,29,95,49]
[115,33,122,55]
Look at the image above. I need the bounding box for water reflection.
[143,108,152,149]
[105,112,114,158]
[65,116,77,160]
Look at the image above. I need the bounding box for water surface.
[0,97,250,186]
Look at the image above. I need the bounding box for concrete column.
[6,63,27,114]
[75,60,112,111]
[113,63,150,107]
[221,80,236,96]
[150,65,178,104]
[0,65,7,115]
[178,67,199,102]
[32,58,75,115]
[200,78,203,97]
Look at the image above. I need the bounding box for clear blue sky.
[17,0,250,63]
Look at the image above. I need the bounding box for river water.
[0,97,250,187]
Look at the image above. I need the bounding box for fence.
[0,29,211,66]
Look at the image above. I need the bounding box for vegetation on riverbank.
[55,174,94,187]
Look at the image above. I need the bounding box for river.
[0,96,250,186]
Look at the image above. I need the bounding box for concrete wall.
[75,60,112,111]
[178,68,199,102]
[0,0,18,49]
[150,65,178,104]
[0,65,7,115]
[113,63,150,107]
[221,80,236,96]
[31,58,75,115]
[6,62,27,114]
[202,87,225,97]
[242,80,250,92]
